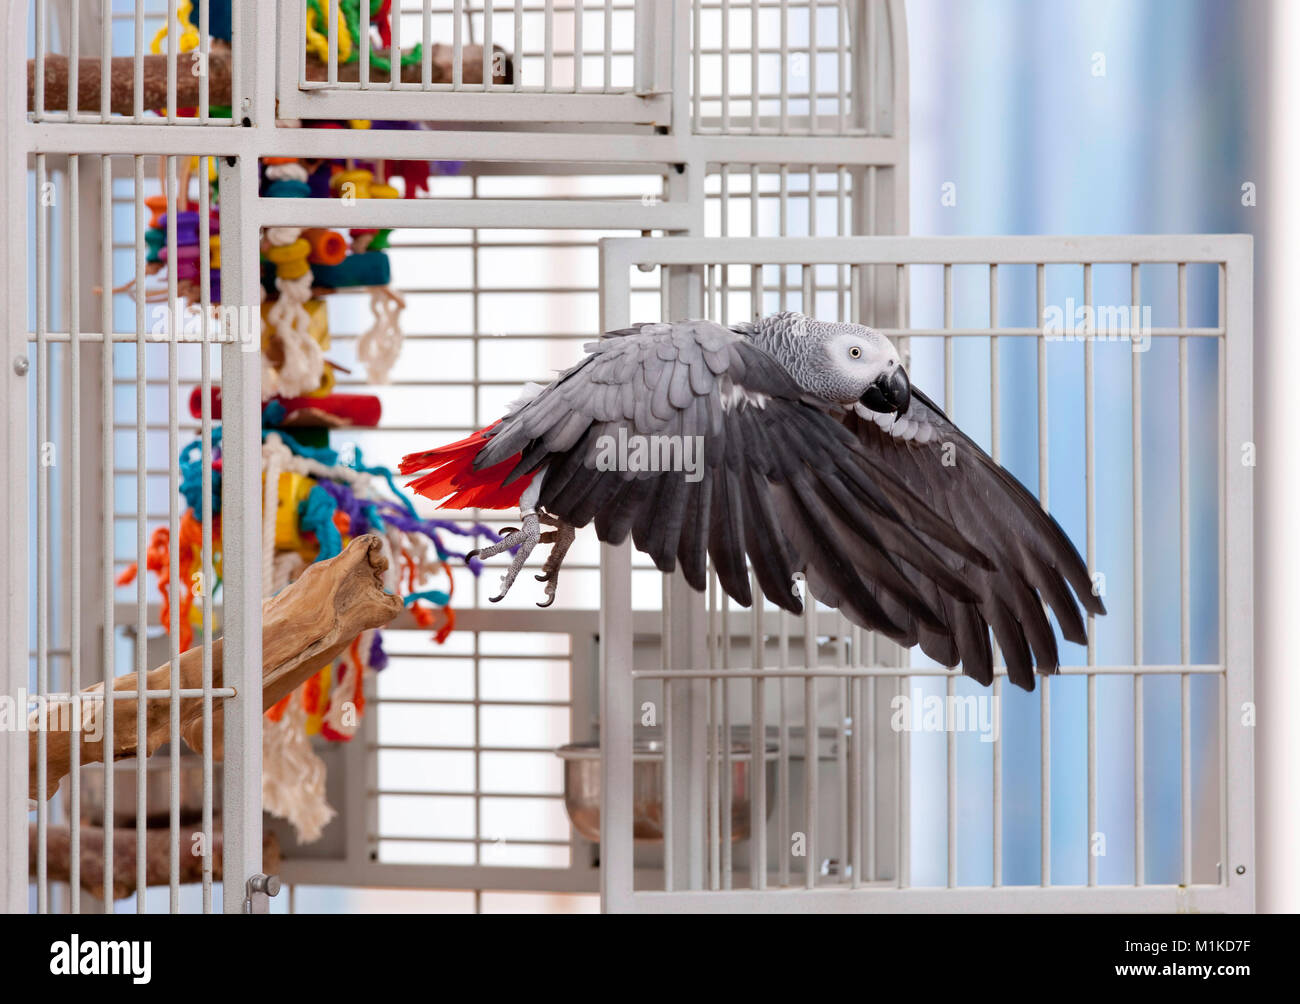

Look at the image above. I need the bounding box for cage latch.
[243,873,282,914]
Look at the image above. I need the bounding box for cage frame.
[2,1,1255,916]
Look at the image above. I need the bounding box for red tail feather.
[400,423,535,511]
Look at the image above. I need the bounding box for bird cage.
[1,0,1253,916]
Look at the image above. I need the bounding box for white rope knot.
[265,164,309,184]
[357,285,406,385]
[265,225,304,246]
[262,697,336,844]
[266,273,325,398]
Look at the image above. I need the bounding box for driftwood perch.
[28,533,404,802]
[31,820,281,901]
[29,47,509,116]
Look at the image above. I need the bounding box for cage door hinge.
[243,873,282,914]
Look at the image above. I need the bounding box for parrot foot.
[467,486,574,606]
[533,518,576,608]
[469,514,543,603]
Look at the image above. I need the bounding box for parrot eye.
[848,346,862,359]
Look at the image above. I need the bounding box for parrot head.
[824,323,911,416]
[744,312,911,415]
[778,315,910,415]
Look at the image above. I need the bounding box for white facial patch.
[829,329,900,382]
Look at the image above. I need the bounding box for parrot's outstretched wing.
[472,319,1001,655]
[841,390,1105,689]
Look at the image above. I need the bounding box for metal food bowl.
[556,738,777,843]
[79,757,221,829]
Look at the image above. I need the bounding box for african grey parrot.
[399,312,1104,691]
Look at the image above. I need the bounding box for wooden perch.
[31,819,281,901]
[28,47,509,116]
[29,534,404,802]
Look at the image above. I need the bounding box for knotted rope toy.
[118,424,504,843]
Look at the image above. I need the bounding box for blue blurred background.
[905,0,1266,887]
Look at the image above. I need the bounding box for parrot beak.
[860,364,911,415]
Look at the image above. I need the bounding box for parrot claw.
[532,520,576,608]
[473,510,576,607]
[478,516,542,602]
